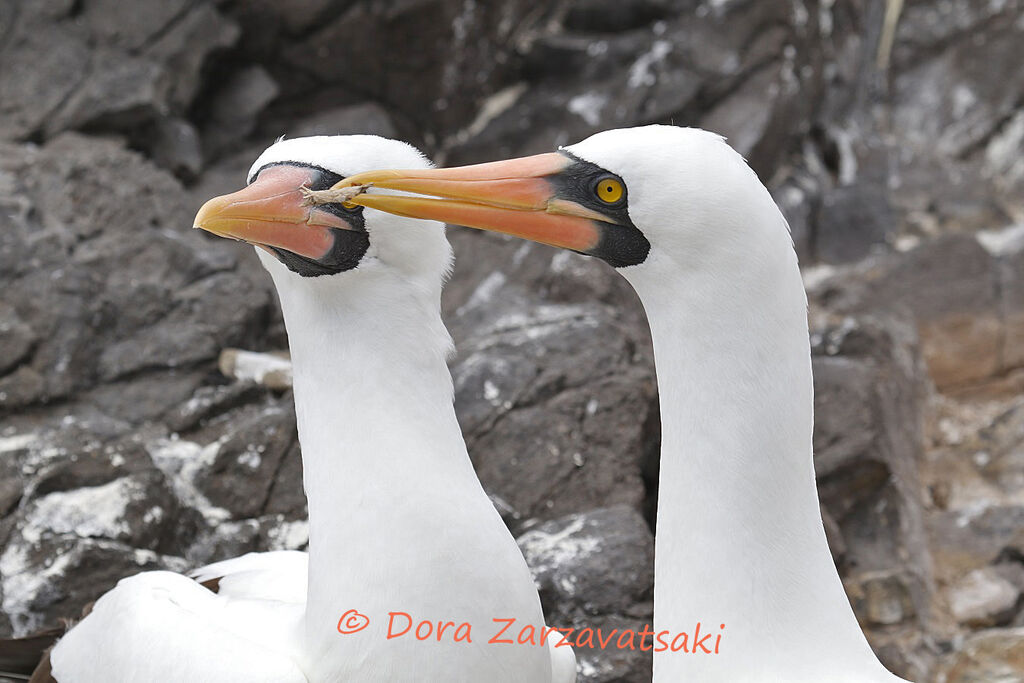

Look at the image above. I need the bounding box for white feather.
[568,126,905,682]
[49,137,575,683]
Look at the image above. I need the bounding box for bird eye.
[595,177,624,204]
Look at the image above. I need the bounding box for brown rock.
[939,627,1024,683]
[827,235,1006,389]
[846,570,917,627]
[947,568,1022,628]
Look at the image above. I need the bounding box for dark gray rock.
[563,0,671,33]
[146,3,241,113]
[81,0,193,51]
[0,536,187,636]
[85,371,208,426]
[0,456,183,635]
[202,66,280,158]
[247,0,337,36]
[0,15,91,141]
[0,458,24,521]
[518,505,654,620]
[891,4,1024,162]
[569,614,654,683]
[150,117,205,179]
[453,302,656,521]
[0,1,238,143]
[43,50,166,136]
[166,382,264,435]
[3,1,1024,679]
[700,58,805,178]
[0,304,37,377]
[32,436,157,499]
[97,272,272,383]
[441,226,654,527]
[810,315,939,666]
[0,134,269,412]
[999,243,1024,371]
[815,182,894,264]
[0,368,45,412]
[191,402,297,520]
[518,506,654,683]
[278,1,531,137]
[284,103,398,140]
[823,233,1024,390]
[263,442,306,520]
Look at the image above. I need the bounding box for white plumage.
[566,127,907,682]
[331,125,911,682]
[49,137,575,683]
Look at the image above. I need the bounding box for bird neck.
[633,231,888,680]
[270,266,550,680]
[275,270,459,643]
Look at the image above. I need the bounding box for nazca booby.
[327,125,910,682]
[26,136,576,683]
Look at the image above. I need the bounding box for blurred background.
[1,1,1024,680]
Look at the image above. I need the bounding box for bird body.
[39,136,575,683]
[51,568,307,683]
[259,251,557,682]
[336,125,909,682]
[607,132,899,682]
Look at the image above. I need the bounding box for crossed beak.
[334,152,618,253]
[193,165,355,259]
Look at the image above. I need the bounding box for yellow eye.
[595,177,624,204]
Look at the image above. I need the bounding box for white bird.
[32,136,576,683]
[333,125,909,682]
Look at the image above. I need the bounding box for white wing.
[190,550,308,604]
[50,570,307,683]
[547,630,577,683]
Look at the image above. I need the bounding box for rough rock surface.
[517,506,655,680]
[3,2,1024,681]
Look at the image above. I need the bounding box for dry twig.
[300,184,369,206]
[877,0,904,70]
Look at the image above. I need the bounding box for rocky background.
[1,0,1023,680]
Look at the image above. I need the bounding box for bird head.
[193,135,452,298]
[327,125,788,299]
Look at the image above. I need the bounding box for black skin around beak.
[331,152,650,269]
[195,162,370,278]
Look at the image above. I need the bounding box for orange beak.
[335,152,616,253]
[193,165,357,259]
